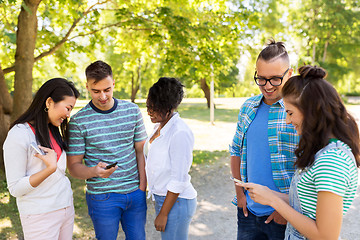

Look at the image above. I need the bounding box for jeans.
[86,189,147,240]
[154,195,197,240]
[237,207,286,240]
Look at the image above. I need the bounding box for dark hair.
[257,39,290,65]
[282,65,360,168]
[85,60,113,83]
[147,77,184,117]
[11,78,80,151]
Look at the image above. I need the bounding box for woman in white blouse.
[144,77,197,240]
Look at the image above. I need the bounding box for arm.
[154,130,193,230]
[230,155,248,217]
[29,146,57,187]
[67,154,117,180]
[134,140,146,191]
[154,191,180,232]
[242,183,343,239]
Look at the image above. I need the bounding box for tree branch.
[3,0,111,74]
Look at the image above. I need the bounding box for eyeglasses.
[254,68,290,86]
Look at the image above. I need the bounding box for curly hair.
[146,77,184,117]
[282,65,360,169]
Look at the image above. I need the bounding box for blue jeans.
[237,207,286,240]
[86,189,147,240]
[154,195,197,240]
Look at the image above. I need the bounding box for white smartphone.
[230,176,244,184]
[30,142,45,155]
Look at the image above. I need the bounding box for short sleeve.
[312,152,351,197]
[67,118,86,156]
[133,106,147,142]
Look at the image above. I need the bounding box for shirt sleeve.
[3,126,35,197]
[312,151,351,197]
[67,118,86,156]
[229,111,243,157]
[133,106,147,142]
[166,130,194,194]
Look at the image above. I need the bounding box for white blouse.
[144,113,197,200]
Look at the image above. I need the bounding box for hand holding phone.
[105,162,118,169]
[30,142,45,155]
[230,176,244,185]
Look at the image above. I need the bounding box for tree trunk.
[0,65,12,172]
[322,40,328,63]
[131,72,139,103]
[11,0,41,122]
[200,78,211,108]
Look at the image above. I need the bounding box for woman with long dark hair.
[238,65,359,239]
[4,78,80,239]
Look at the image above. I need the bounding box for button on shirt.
[144,113,197,200]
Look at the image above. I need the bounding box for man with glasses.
[229,40,299,240]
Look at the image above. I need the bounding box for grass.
[137,101,239,123]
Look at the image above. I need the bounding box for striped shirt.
[67,98,147,194]
[229,94,299,193]
[297,140,358,219]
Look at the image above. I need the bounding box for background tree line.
[0,0,359,170]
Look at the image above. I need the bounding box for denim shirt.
[229,94,299,193]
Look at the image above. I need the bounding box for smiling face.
[256,58,292,105]
[283,97,304,135]
[47,96,76,127]
[86,76,115,111]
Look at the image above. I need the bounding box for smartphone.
[230,176,244,184]
[105,162,118,169]
[30,142,45,155]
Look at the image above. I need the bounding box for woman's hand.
[237,182,276,206]
[154,213,168,232]
[35,146,58,172]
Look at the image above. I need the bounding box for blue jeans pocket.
[89,193,110,201]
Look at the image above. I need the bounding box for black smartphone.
[105,162,118,169]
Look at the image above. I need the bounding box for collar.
[158,112,179,136]
[89,97,118,114]
[255,94,284,108]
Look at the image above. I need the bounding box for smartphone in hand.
[105,162,118,169]
[30,142,45,155]
[230,176,244,184]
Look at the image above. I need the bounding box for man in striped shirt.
[229,40,299,240]
[67,60,148,240]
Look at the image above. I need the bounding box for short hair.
[257,39,290,65]
[85,60,113,83]
[146,77,184,117]
[282,65,360,168]
[11,78,80,151]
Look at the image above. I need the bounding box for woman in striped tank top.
[238,65,359,240]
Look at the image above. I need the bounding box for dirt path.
[142,156,236,240]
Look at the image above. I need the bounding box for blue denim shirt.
[229,94,299,193]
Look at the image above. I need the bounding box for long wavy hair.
[11,78,80,151]
[282,65,360,169]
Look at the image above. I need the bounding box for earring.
[44,107,48,112]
